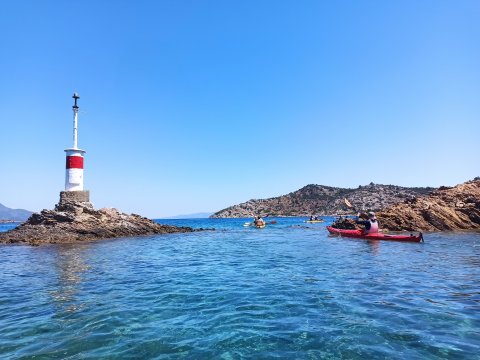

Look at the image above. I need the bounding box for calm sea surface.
[1,217,479,359]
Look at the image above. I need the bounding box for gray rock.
[0,200,195,245]
[378,179,480,231]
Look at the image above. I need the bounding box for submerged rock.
[378,179,480,232]
[0,199,195,245]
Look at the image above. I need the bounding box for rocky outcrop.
[378,179,480,232]
[330,217,361,230]
[0,200,195,245]
[211,183,434,218]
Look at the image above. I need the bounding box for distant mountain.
[0,203,33,221]
[210,183,435,218]
[164,212,214,219]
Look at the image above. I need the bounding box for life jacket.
[254,218,265,226]
[365,219,379,234]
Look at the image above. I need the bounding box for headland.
[0,195,195,246]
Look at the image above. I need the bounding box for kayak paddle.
[344,198,367,218]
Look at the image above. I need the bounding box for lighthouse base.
[59,191,90,205]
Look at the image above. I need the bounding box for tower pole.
[72,93,80,149]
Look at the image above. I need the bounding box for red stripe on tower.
[66,156,84,169]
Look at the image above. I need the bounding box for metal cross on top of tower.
[72,92,80,107]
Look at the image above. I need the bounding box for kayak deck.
[244,222,266,228]
[326,226,423,243]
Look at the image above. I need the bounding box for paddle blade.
[344,198,353,208]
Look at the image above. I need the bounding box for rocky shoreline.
[3,179,479,245]
[0,200,197,246]
[377,179,480,232]
[330,179,480,232]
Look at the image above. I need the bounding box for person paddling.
[356,211,379,234]
[254,216,266,227]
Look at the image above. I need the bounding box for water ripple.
[1,219,480,359]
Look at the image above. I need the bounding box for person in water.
[356,211,379,234]
[254,216,266,227]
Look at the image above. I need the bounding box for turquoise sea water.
[1,217,479,359]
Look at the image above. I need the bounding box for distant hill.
[164,212,214,219]
[0,203,33,222]
[210,183,435,218]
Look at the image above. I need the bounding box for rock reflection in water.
[48,245,91,315]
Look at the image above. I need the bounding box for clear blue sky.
[1,1,479,218]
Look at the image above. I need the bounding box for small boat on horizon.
[304,219,324,223]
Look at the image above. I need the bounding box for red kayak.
[326,226,423,243]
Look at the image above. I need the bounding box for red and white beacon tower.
[61,93,90,203]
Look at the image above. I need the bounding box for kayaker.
[254,216,265,227]
[356,211,379,234]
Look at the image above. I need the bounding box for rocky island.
[211,183,434,218]
[0,93,199,246]
[0,194,195,246]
